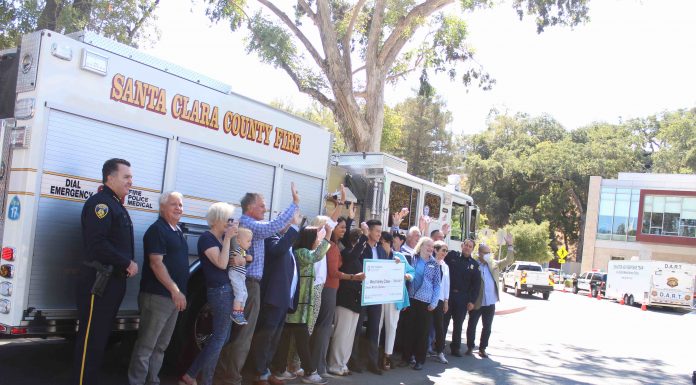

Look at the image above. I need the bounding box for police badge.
[95,203,109,219]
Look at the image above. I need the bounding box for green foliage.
[270,100,347,153]
[462,106,695,262]
[506,220,553,263]
[0,0,160,50]
[392,88,457,184]
[646,108,696,173]
[204,0,591,151]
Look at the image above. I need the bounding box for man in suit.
[466,234,514,358]
[349,219,388,375]
[249,210,303,385]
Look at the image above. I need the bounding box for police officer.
[443,239,480,356]
[73,158,138,385]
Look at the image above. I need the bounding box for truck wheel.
[542,291,550,300]
[622,294,629,305]
[591,288,598,298]
[572,285,578,294]
[515,285,521,297]
[627,295,635,307]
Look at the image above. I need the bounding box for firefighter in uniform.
[73,158,138,385]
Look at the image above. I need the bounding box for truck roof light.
[0,282,11,297]
[0,264,13,279]
[51,43,73,61]
[1,247,14,261]
[0,299,9,314]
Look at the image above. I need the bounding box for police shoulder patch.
[95,203,109,219]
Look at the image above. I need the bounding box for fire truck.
[0,30,478,356]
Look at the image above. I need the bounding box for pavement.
[9,286,694,385]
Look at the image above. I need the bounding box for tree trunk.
[566,185,585,262]
[37,0,59,31]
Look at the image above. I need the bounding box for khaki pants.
[326,306,359,374]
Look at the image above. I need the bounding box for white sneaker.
[294,368,305,377]
[436,352,448,364]
[302,371,328,384]
[275,370,297,380]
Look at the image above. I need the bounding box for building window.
[639,193,696,240]
[597,188,641,242]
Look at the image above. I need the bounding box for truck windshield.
[518,265,542,272]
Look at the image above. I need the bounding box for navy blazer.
[261,227,300,312]
[360,239,388,262]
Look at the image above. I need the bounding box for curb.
[495,306,526,315]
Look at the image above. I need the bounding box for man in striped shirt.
[214,183,300,385]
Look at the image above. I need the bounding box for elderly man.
[465,234,514,358]
[214,184,300,385]
[128,192,188,385]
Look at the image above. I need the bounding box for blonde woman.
[179,202,239,385]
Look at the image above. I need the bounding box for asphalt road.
[1,289,694,385]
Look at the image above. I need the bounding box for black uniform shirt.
[81,185,134,272]
[445,250,481,304]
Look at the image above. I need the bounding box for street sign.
[557,246,568,259]
[557,246,568,264]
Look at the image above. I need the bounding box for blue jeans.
[186,284,234,385]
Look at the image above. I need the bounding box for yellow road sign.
[557,246,568,259]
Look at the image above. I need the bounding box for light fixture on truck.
[0,282,10,297]
[10,125,31,148]
[0,299,9,314]
[10,327,26,335]
[14,98,35,120]
[51,43,73,61]
[1,247,14,261]
[81,49,108,76]
[0,264,13,279]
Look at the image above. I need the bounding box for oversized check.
[361,259,405,306]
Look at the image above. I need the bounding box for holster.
[84,261,113,297]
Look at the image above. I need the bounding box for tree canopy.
[0,0,160,49]
[205,0,590,151]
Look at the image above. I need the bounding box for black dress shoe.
[451,350,463,357]
[464,348,473,356]
[367,365,383,375]
[478,349,489,358]
[413,363,424,371]
[348,363,364,373]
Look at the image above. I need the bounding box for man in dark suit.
[250,211,302,385]
[349,219,388,375]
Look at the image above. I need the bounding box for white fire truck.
[0,30,478,357]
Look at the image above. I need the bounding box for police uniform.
[73,185,134,385]
[443,250,481,355]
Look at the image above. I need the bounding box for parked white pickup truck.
[502,261,554,300]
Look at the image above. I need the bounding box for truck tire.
[572,284,578,294]
[515,284,521,297]
[542,291,550,300]
[591,288,598,298]
[622,294,629,305]
[627,295,635,307]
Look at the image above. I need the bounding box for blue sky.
[144,0,696,135]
